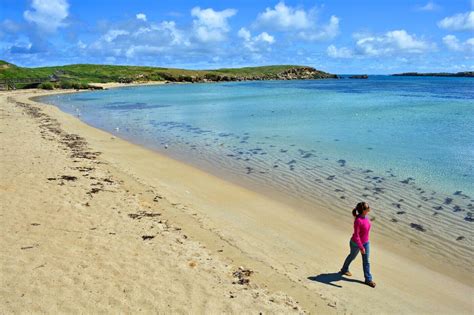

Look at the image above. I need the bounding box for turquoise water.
[40,77,474,238]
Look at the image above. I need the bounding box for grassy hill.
[0,61,336,89]
[0,60,18,69]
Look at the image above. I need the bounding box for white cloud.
[442,34,461,50]
[464,38,474,51]
[156,21,188,46]
[238,27,275,52]
[77,40,87,49]
[417,1,440,11]
[88,20,191,60]
[191,7,237,42]
[438,11,474,31]
[23,0,69,33]
[255,2,338,41]
[102,29,130,43]
[256,1,312,31]
[442,35,474,52]
[237,27,251,41]
[136,13,147,22]
[133,21,187,45]
[299,15,339,41]
[355,30,434,56]
[255,32,275,44]
[385,30,431,51]
[327,45,352,58]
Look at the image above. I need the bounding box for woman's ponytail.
[352,202,370,218]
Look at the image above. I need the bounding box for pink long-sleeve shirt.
[351,216,371,250]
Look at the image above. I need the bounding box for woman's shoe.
[339,270,352,276]
[365,280,376,288]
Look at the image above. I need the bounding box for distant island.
[392,71,473,77]
[0,60,337,90]
[348,74,368,79]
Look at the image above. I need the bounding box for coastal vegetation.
[0,60,336,90]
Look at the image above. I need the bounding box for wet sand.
[1,88,472,314]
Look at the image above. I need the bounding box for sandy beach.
[1,88,473,314]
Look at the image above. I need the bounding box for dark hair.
[352,202,370,218]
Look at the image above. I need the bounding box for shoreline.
[1,87,473,313]
[39,82,473,275]
[21,86,474,280]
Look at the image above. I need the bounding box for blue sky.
[0,0,473,73]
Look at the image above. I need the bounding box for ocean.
[40,76,473,265]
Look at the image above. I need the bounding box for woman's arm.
[353,219,365,252]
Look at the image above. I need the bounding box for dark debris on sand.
[142,235,155,241]
[410,223,426,232]
[464,212,473,222]
[232,266,254,285]
[128,211,161,220]
[400,177,415,184]
[11,99,102,163]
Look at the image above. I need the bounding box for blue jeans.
[341,240,372,282]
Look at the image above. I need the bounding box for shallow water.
[40,76,474,267]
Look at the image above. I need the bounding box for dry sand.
[0,88,472,314]
[89,81,168,89]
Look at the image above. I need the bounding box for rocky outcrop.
[275,67,338,80]
[392,72,473,77]
[349,74,368,79]
[160,67,337,83]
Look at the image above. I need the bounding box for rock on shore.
[349,74,368,79]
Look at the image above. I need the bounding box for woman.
[340,201,376,288]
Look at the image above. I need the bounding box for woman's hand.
[360,248,366,255]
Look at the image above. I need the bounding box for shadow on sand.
[308,272,366,288]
